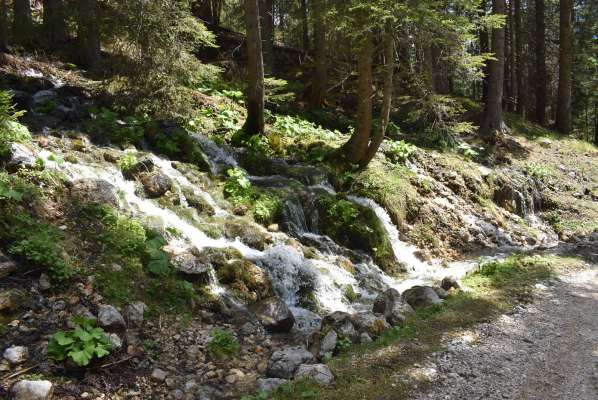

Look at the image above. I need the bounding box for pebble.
[3,345,29,364]
[151,368,167,382]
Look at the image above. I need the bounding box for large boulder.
[124,301,147,327]
[171,248,211,279]
[351,312,390,338]
[401,286,443,309]
[222,221,271,251]
[216,259,273,302]
[373,288,415,326]
[140,172,172,198]
[251,297,295,333]
[0,289,25,312]
[11,380,53,400]
[70,179,118,207]
[5,143,36,172]
[294,364,334,386]
[318,330,337,357]
[267,346,314,379]
[321,311,359,342]
[441,276,460,291]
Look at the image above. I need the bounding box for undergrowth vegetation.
[0,90,31,157]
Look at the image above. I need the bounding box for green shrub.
[35,99,59,114]
[118,153,138,174]
[85,108,146,145]
[385,140,418,163]
[224,168,252,204]
[208,328,240,358]
[6,213,72,281]
[328,199,359,225]
[97,207,147,256]
[253,194,281,225]
[344,285,360,303]
[0,90,31,158]
[48,316,112,367]
[335,335,352,354]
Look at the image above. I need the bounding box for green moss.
[317,194,400,274]
[344,285,360,303]
[0,210,73,282]
[349,160,418,228]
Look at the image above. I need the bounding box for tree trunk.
[479,0,490,103]
[192,0,223,26]
[430,44,450,94]
[515,0,524,116]
[480,0,508,139]
[534,0,547,125]
[556,0,572,134]
[13,0,33,45]
[301,0,309,52]
[0,0,8,52]
[43,0,68,48]
[508,0,517,112]
[244,0,265,136]
[77,0,101,69]
[343,29,374,164]
[310,0,327,109]
[361,25,395,167]
[259,0,274,75]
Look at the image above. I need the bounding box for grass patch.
[267,254,575,400]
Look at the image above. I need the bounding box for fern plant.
[48,317,112,367]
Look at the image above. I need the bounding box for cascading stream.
[37,132,557,333]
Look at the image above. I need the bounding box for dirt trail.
[412,267,598,400]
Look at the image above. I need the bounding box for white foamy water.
[39,150,261,259]
[348,195,479,288]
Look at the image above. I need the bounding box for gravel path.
[412,267,598,400]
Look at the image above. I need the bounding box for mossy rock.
[222,220,271,251]
[216,259,273,302]
[315,194,402,275]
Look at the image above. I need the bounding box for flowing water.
[38,134,558,334]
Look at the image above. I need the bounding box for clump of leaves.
[207,328,240,358]
[385,140,418,163]
[97,207,147,257]
[48,316,112,367]
[457,142,480,160]
[118,153,138,174]
[328,199,359,225]
[344,285,360,303]
[144,232,171,275]
[224,168,252,204]
[525,162,552,182]
[335,335,352,354]
[253,194,281,225]
[0,180,24,202]
[0,90,31,158]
